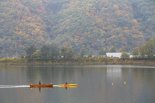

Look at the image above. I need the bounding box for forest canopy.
[0,0,155,57]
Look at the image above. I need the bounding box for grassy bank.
[0,57,155,66]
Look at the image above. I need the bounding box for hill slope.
[0,0,155,57]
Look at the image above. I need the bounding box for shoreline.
[0,58,155,66]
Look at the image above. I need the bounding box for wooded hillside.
[0,0,155,57]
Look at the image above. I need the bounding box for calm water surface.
[0,65,155,103]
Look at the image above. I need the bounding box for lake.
[0,64,155,103]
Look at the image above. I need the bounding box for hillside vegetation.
[0,0,155,57]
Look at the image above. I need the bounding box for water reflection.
[0,65,155,103]
[131,68,155,103]
[106,65,122,82]
[26,65,81,84]
[105,65,131,103]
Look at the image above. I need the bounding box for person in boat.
[64,82,68,89]
[39,81,41,85]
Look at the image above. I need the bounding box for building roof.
[106,52,122,58]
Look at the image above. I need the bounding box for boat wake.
[0,85,29,88]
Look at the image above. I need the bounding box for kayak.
[56,84,78,88]
[30,84,53,88]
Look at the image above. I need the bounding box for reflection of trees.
[26,64,45,83]
[26,64,83,84]
[128,68,155,103]
[133,68,155,87]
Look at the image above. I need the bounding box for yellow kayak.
[55,83,78,88]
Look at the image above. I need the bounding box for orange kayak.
[30,84,53,88]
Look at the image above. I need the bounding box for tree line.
[25,38,155,62]
[132,38,155,59]
[25,44,76,61]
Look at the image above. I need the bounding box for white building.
[106,52,122,58]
